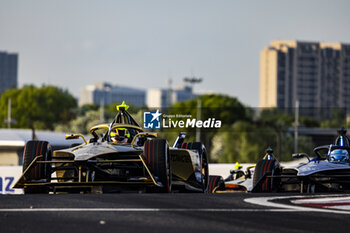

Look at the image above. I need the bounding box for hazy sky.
[1,0,349,106]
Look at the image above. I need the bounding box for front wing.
[14,154,162,193]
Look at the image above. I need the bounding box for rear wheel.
[144,139,172,193]
[23,140,52,194]
[252,159,280,192]
[180,142,209,193]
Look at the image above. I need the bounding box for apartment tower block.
[260,41,350,118]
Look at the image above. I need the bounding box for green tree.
[258,108,294,126]
[55,110,101,134]
[0,85,77,130]
[171,94,251,125]
[166,94,251,159]
[76,103,99,116]
[212,121,315,163]
[212,122,276,163]
[322,108,346,128]
[55,102,145,135]
[258,108,319,127]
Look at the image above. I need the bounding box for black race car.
[14,102,209,194]
[212,128,350,193]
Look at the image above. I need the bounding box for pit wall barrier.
[0,166,23,194]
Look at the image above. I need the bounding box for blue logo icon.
[143,110,162,129]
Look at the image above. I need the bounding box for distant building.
[79,82,146,107]
[80,82,197,108]
[172,85,194,103]
[146,88,168,109]
[147,85,194,108]
[0,51,18,96]
[260,41,350,119]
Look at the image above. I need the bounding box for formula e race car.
[210,128,350,193]
[14,102,209,194]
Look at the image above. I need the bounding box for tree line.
[0,85,346,163]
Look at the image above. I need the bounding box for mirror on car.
[292,153,310,161]
[65,134,80,140]
[65,134,88,144]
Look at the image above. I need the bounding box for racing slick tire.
[180,142,209,193]
[144,139,172,193]
[252,159,280,192]
[208,175,224,193]
[22,140,52,194]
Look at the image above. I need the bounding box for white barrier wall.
[209,163,254,178]
[0,166,23,194]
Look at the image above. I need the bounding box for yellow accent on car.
[116,101,129,111]
[234,162,242,170]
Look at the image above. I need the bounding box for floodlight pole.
[183,77,202,99]
[100,98,105,123]
[7,98,11,129]
[294,100,299,154]
[183,77,203,141]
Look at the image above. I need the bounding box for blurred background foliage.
[0,86,345,163]
[0,85,76,130]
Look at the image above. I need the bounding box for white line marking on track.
[244,194,350,215]
[291,196,350,204]
[0,208,311,212]
[325,205,350,210]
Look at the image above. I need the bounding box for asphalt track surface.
[1,193,350,233]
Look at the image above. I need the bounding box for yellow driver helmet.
[111,128,131,143]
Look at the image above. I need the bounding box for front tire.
[144,139,172,193]
[23,140,52,194]
[252,159,280,192]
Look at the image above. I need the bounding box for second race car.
[211,128,350,193]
